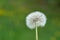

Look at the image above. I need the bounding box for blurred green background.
[0,0,60,40]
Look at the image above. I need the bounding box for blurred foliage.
[0,0,60,40]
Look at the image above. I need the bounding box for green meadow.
[0,0,60,40]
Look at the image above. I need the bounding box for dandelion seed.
[26,11,47,29]
[26,11,47,40]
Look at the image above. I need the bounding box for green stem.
[35,23,38,40]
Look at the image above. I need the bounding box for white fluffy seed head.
[26,11,47,29]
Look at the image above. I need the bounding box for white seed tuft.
[26,11,47,29]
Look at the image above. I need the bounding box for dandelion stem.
[35,23,38,40]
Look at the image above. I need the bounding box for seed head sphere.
[26,11,47,29]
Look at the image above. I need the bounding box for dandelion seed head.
[26,11,47,29]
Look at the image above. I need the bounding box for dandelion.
[26,11,47,40]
